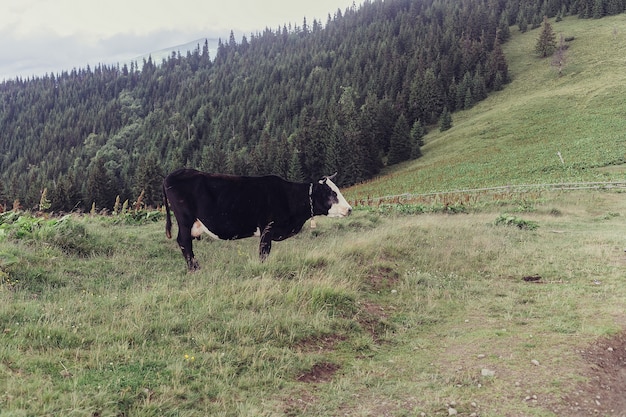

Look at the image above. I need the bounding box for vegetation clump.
[0,211,112,256]
[0,252,18,288]
[494,213,539,230]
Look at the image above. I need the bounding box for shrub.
[494,214,539,230]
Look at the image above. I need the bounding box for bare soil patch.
[283,390,317,417]
[555,330,626,416]
[293,334,347,353]
[356,301,393,343]
[296,362,340,383]
[366,265,400,291]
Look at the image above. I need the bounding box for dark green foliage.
[487,32,510,90]
[1,0,617,211]
[410,119,424,159]
[387,113,412,165]
[535,16,558,57]
[134,153,164,207]
[439,107,453,132]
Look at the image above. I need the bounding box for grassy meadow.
[1,15,626,417]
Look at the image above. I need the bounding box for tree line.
[0,0,624,212]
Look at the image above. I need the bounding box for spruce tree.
[439,107,453,132]
[592,0,605,18]
[487,31,509,90]
[0,180,6,209]
[410,119,424,159]
[535,16,557,58]
[387,114,411,166]
[288,149,304,182]
[134,153,163,207]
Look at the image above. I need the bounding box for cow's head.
[312,173,352,218]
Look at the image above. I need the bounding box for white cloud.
[0,0,357,80]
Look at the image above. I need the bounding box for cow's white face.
[323,178,352,218]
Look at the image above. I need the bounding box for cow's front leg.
[185,253,200,271]
[177,227,200,272]
[259,222,274,262]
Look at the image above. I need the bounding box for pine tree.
[592,0,605,18]
[134,153,163,207]
[487,30,509,90]
[387,114,411,166]
[86,157,117,210]
[0,180,6,210]
[535,16,557,58]
[49,172,82,212]
[606,0,624,15]
[518,15,528,33]
[288,148,304,182]
[439,107,453,132]
[410,119,424,159]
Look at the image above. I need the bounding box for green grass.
[1,189,625,416]
[2,15,626,417]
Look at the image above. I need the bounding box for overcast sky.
[1,0,358,81]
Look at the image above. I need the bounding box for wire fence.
[354,181,626,207]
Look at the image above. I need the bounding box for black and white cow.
[162,168,352,271]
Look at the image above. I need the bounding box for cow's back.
[164,169,292,240]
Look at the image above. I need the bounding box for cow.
[162,168,352,271]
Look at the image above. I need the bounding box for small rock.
[481,368,495,377]
[448,407,458,416]
[531,359,540,366]
[607,347,614,352]
[477,354,486,359]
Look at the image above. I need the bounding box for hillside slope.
[346,14,626,200]
[0,0,515,210]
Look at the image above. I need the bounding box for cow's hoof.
[187,259,201,272]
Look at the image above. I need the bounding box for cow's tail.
[163,183,173,239]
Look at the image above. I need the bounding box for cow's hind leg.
[177,227,200,271]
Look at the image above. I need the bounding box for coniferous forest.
[1,0,624,211]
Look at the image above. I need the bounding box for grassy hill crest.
[347,14,626,201]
